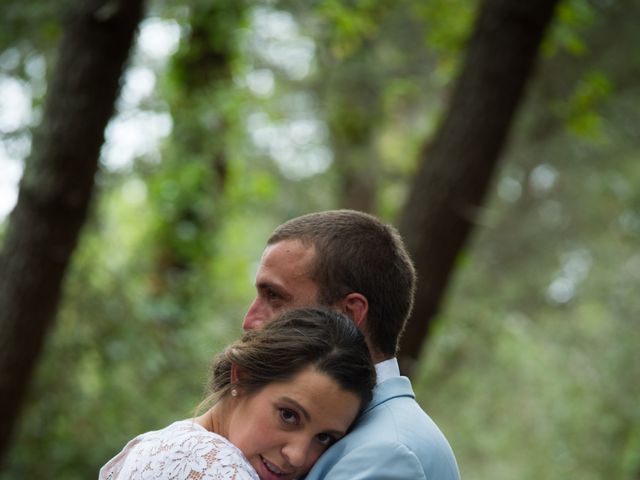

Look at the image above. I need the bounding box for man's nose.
[242,298,265,330]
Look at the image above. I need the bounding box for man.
[243,210,460,480]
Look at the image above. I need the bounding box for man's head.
[243,210,416,360]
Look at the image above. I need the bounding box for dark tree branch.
[0,0,145,461]
[398,0,560,375]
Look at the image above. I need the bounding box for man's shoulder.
[304,377,460,480]
[354,378,453,452]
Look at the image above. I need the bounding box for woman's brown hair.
[207,307,375,411]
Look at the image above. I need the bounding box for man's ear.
[337,292,368,329]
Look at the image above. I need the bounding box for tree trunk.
[320,42,382,214]
[0,0,145,461]
[147,1,247,304]
[398,0,560,375]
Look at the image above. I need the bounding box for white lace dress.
[99,420,259,480]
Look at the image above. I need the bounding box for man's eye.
[279,408,299,425]
[264,288,282,303]
[316,433,336,447]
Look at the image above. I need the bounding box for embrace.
[100,210,460,480]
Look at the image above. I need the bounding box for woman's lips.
[259,455,292,479]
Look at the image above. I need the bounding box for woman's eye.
[316,433,336,447]
[279,408,299,425]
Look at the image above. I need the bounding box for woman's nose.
[282,437,311,469]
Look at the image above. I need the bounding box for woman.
[99,308,375,480]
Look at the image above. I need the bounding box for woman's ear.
[336,292,368,329]
[230,363,241,385]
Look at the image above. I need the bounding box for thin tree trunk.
[398,0,560,375]
[148,1,247,303]
[321,43,382,213]
[0,0,145,461]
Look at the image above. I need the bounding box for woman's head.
[207,308,376,479]
[210,307,375,410]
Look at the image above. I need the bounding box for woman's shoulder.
[99,420,259,480]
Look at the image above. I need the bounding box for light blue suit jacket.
[305,376,460,480]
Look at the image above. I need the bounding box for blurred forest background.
[0,0,639,478]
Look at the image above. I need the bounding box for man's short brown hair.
[267,210,416,357]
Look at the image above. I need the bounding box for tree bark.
[148,1,246,302]
[329,75,381,213]
[398,0,560,375]
[316,38,382,214]
[0,0,145,461]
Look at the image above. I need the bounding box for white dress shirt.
[374,357,400,385]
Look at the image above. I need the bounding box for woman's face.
[226,366,361,480]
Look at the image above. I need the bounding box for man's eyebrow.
[257,281,290,298]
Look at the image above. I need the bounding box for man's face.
[243,239,320,330]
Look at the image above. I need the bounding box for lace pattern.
[99,420,259,480]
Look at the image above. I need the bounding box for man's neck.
[369,347,389,365]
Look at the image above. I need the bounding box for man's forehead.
[254,241,322,307]
[262,238,316,262]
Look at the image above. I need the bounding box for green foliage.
[555,70,613,141]
[420,298,640,479]
[543,0,596,57]
[167,1,249,90]
[2,170,255,478]
[412,2,640,475]
[315,0,399,59]
[2,0,639,479]
[411,0,478,82]
[0,0,66,53]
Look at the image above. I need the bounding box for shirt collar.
[374,357,400,385]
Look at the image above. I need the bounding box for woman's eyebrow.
[280,396,310,421]
[279,397,348,437]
